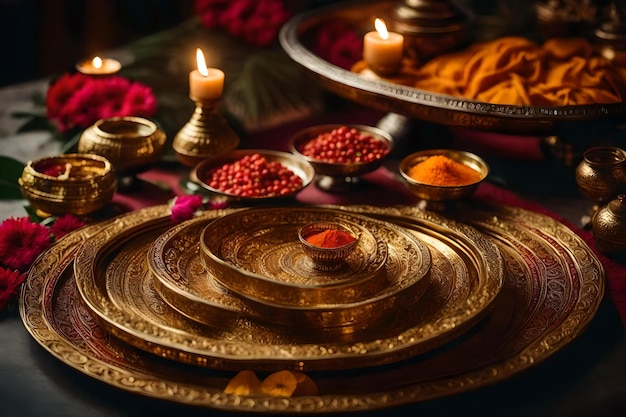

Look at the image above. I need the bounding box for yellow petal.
[224,370,261,396]
[261,370,298,397]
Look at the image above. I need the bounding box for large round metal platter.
[20,203,603,414]
[279,0,626,133]
[70,205,502,372]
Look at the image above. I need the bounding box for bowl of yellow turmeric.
[399,149,488,207]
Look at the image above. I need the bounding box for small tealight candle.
[76,56,122,76]
[189,48,225,101]
[363,18,404,76]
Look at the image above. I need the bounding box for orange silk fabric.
[352,36,626,106]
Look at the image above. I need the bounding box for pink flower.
[0,267,26,311]
[171,194,204,223]
[49,215,86,239]
[0,217,52,272]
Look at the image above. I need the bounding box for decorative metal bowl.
[190,149,315,203]
[290,124,393,193]
[298,221,359,270]
[18,153,117,216]
[78,116,167,175]
[398,149,488,209]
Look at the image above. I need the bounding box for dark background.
[0,0,195,87]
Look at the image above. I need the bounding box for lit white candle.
[189,48,225,101]
[363,18,404,75]
[76,56,121,75]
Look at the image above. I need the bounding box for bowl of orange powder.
[399,149,489,207]
[298,221,359,270]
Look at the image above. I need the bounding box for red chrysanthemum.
[46,73,158,133]
[195,0,290,48]
[311,20,363,70]
[0,267,26,311]
[49,214,86,240]
[0,217,52,272]
[170,194,204,223]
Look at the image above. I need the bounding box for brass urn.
[19,153,117,217]
[78,116,167,175]
[575,146,626,223]
[592,194,626,262]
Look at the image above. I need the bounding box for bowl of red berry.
[190,149,315,203]
[290,124,393,193]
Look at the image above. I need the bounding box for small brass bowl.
[298,221,359,270]
[78,116,167,175]
[290,124,393,193]
[19,153,117,216]
[190,149,315,203]
[399,149,488,209]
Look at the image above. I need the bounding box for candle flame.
[93,56,103,69]
[374,18,389,41]
[196,48,209,77]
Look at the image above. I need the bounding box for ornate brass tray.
[197,207,431,330]
[72,205,502,371]
[21,203,604,414]
[279,0,626,132]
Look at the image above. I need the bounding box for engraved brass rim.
[22,203,603,413]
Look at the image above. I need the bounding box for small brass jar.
[19,153,117,216]
[592,194,626,262]
[575,146,626,210]
[78,116,167,175]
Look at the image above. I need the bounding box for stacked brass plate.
[196,207,431,331]
[22,202,603,413]
[70,204,502,372]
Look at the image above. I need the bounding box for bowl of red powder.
[298,221,359,270]
[398,149,489,207]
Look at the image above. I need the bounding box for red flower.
[46,73,157,133]
[311,20,363,70]
[49,215,86,240]
[0,217,52,272]
[0,267,26,311]
[171,194,204,223]
[195,0,290,48]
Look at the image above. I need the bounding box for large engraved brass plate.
[72,205,500,371]
[21,203,604,414]
[279,0,626,132]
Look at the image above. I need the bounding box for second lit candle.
[363,18,404,76]
[189,48,225,101]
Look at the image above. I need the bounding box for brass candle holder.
[172,96,240,168]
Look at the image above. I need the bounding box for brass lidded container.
[19,153,117,216]
[575,146,626,215]
[592,194,626,262]
[78,116,167,175]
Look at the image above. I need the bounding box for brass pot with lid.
[592,194,626,262]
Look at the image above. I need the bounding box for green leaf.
[0,156,26,200]
[16,116,55,133]
[60,131,83,153]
